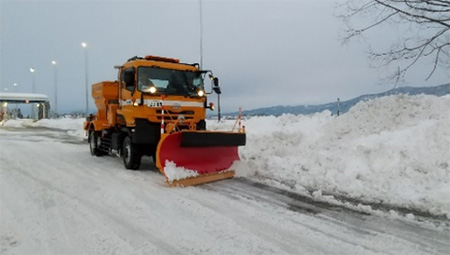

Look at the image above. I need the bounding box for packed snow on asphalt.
[1,94,449,254]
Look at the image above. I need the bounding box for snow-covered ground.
[1,94,449,254]
[2,94,449,219]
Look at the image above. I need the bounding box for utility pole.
[51,60,58,117]
[82,42,89,116]
[199,0,203,68]
[217,93,221,121]
[30,67,36,119]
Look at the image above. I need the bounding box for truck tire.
[122,136,141,170]
[197,120,206,130]
[89,130,103,156]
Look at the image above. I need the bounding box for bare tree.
[340,0,450,85]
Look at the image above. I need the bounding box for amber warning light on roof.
[144,55,180,63]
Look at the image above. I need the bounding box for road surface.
[1,126,449,254]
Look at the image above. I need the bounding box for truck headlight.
[149,86,157,94]
[197,90,205,97]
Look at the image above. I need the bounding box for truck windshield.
[137,67,204,96]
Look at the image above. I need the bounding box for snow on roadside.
[1,118,35,128]
[32,117,85,130]
[1,94,449,218]
[1,117,86,137]
[223,94,450,218]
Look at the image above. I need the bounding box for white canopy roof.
[0,92,49,103]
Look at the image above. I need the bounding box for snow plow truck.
[83,55,246,187]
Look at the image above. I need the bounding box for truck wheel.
[89,130,102,156]
[123,136,141,170]
[151,150,157,164]
[197,120,206,130]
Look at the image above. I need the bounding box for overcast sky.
[1,0,449,114]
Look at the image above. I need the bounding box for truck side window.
[121,69,135,92]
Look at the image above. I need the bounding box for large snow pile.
[211,94,450,218]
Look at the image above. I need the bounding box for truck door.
[120,68,136,107]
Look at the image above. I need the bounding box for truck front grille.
[156,110,195,120]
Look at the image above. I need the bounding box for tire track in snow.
[201,178,450,255]
[0,133,180,254]
[1,158,180,254]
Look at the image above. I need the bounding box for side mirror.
[213,86,221,94]
[207,102,215,110]
[212,77,221,94]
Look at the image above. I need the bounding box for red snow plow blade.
[156,131,246,187]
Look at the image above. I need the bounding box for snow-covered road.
[1,126,449,254]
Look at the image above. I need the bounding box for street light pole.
[51,60,58,117]
[81,42,89,116]
[30,67,36,119]
[199,0,203,68]
[30,68,36,93]
[13,83,18,117]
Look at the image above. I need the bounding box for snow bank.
[227,94,450,218]
[2,94,448,218]
[1,117,85,137]
[31,117,85,130]
[1,119,35,128]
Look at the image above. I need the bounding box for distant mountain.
[226,83,450,117]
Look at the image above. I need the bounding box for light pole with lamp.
[13,83,18,117]
[30,68,36,92]
[30,67,36,119]
[81,42,89,116]
[51,60,58,118]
